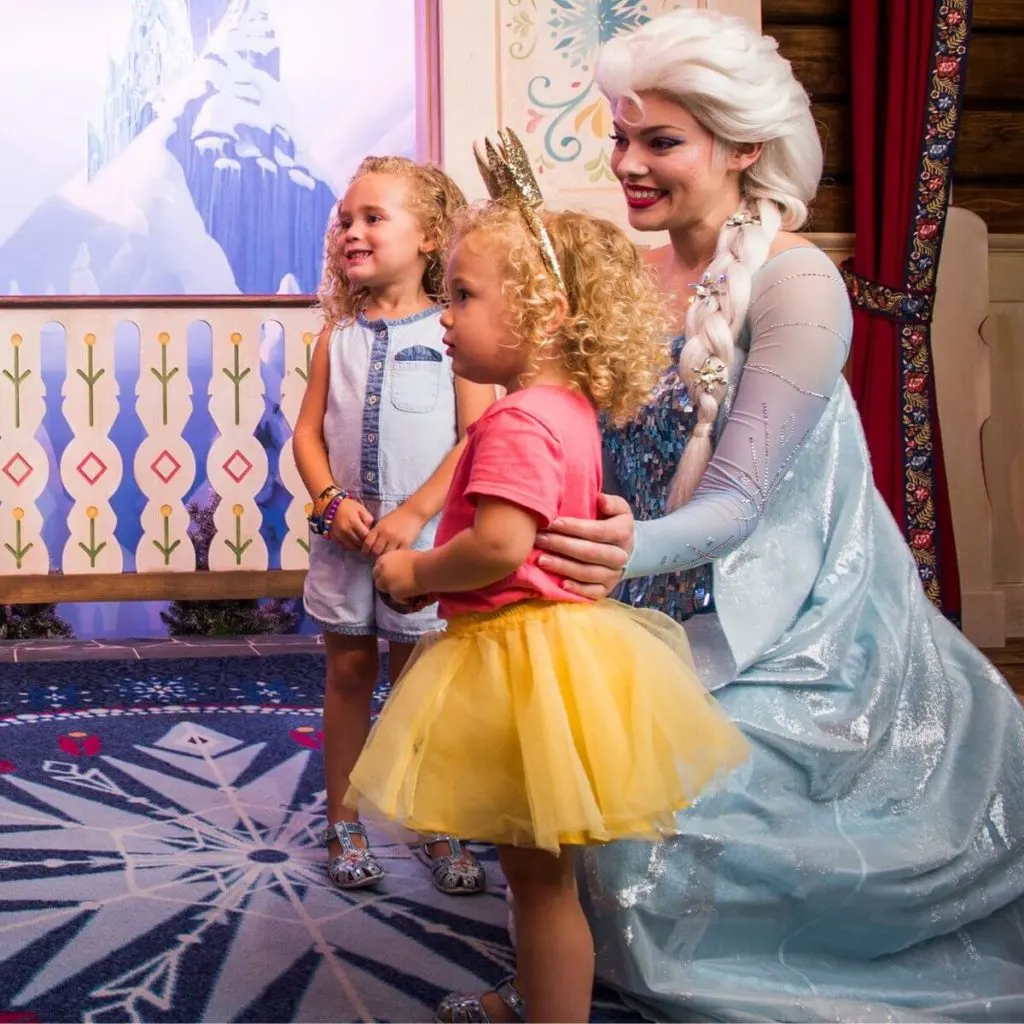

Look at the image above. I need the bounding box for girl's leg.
[323,632,379,865]
[498,845,593,1023]
[388,641,434,856]
[390,640,487,895]
[386,639,415,684]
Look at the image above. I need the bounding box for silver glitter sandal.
[435,975,526,1023]
[322,820,385,890]
[416,835,487,895]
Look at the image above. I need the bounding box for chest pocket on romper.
[390,344,443,413]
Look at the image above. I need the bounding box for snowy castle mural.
[87,0,198,178]
[0,0,420,296]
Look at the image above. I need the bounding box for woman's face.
[609,91,752,235]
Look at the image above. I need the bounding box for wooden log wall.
[761,0,852,232]
[957,1,1024,231]
[762,0,1024,233]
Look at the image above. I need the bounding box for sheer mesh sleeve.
[625,246,854,579]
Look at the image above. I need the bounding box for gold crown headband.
[473,128,566,291]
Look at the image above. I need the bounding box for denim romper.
[303,307,456,642]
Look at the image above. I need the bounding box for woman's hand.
[535,493,635,600]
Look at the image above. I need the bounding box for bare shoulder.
[308,325,332,375]
[308,322,336,373]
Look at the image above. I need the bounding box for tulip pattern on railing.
[0,307,321,580]
[134,314,198,573]
[0,318,50,574]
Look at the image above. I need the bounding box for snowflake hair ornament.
[689,270,729,303]
[473,127,566,291]
[725,208,762,228]
[688,355,730,398]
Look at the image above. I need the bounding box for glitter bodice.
[602,336,714,621]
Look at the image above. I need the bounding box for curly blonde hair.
[455,204,670,425]
[317,156,467,326]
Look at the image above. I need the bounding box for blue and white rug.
[0,654,634,1023]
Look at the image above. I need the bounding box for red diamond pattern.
[151,449,182,484]
[76,452,108,486]
[222,449,254,484]
[2,453,33,486]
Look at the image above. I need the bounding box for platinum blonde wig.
[596,8,822,509]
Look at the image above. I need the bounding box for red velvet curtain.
[845,0,972,621]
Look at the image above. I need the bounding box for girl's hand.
[373,548,423,603]
[329,498,374,551]
[535,493,635,600]
[362,505,425,559]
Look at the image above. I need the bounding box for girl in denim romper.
[293,156,494,894]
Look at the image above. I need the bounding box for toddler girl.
[349,133,748,1022]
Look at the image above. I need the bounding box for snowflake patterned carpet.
[0,654,634,1023]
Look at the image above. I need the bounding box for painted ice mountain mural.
[0,0,419,296]
[0,0,418,638]
[158,0,338,294]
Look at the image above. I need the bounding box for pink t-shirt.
[434,385,602,618]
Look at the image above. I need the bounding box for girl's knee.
[325,638,378,694]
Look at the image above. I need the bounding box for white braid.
[595,9,822,510]
[669,198,782,509]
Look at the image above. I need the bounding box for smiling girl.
[293,155,494,897]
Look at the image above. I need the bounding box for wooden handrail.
[0,295,317,310]
[0,570,306,604]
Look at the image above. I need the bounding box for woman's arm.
[538,247,853,587]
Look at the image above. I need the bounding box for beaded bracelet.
[312,484,343,517]
[308,490,347,536]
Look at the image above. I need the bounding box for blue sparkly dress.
[583,247,1024,1022]
[603,337,715,624]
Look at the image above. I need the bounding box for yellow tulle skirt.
[347,599,749,854]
